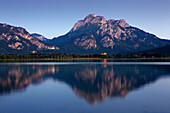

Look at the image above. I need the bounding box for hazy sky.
[0,0,170,39]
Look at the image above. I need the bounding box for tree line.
[0,53,168,59]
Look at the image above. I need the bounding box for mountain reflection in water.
[0,63,170,104]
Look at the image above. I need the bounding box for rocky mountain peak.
[117,19,130,28]
[85,14,97,19]
[70,14,129,32]
[71,14,107,32]
[91,16,107,24]
[84,14,106,23]
[0,23,59,54]
[0,23,29,36]
[50,14,170,54]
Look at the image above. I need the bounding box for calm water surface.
[0,62,170,113]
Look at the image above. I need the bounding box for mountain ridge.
[0,14,170,54]
[0,23,59,54]
[49,14,170,54]
[31,33,50,42]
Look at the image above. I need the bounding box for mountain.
[137,44,170,56]
[0,23,59,54]
[31,33,50,42]
[50,14,170,54]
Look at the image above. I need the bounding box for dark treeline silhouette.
[0,53,169,59]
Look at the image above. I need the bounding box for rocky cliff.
[50,14,169,54]
[0,23,59,54]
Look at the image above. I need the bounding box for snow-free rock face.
[74,33,97,50]
[50,14,169,54]
[0,23,59,54]
[31,33,49,42]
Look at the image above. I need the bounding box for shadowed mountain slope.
[50,14,170,54]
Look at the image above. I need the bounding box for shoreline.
[0,58,170,62]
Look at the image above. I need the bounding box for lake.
[0,62,170,113]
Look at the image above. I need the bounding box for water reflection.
[0,63,170,104]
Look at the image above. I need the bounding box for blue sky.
[0,0,170,39]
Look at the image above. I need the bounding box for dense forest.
[0,53,169,59]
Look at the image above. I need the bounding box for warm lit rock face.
[50,14,169,54]
[31,33,49,42]
[74,32,97,50]
[0,24,59,54]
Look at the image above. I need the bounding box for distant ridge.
[31,33,50,42]
[0,23,59,54]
